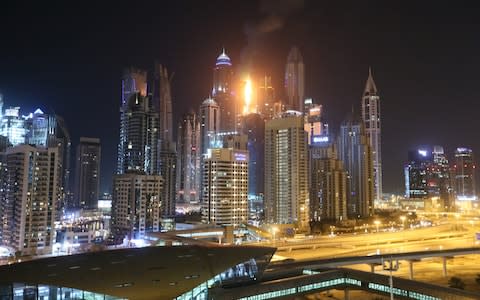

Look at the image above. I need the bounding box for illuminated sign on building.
[418,149,428,157]
[313,136,329,143]
[234,152,247,161]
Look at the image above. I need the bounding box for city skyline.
[1,2,480,194]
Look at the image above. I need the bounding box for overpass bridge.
[267,247,480,280]
[211,267,480,300]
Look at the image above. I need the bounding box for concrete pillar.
[344,288,350,300]
[370,264,375,273]
[442,257,448,277]
[408,260,414,280]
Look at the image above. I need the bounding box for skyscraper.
[304,100,328,145]
[212,48,236,132]
[242,113,265,198]
[0,107,27,146]
[338,115,374,219]
[454,147,476,202]
[117,91,159,175]
[361,68,382,202]
[199,97,220,156]
[309,141,347,222]
[1,145,59,255]
[285,46,305,112]
[202,148,248,226]
[154,65,177,229]
[404,149,430,200]
[118,68,148,174]
[153,63,174,145]
[265,112,309,230]
[176,112,201,204]
[257,75,275,119]
[24,109,72,210]
[111,172,163,239]
[74,137,101,209]
[432,146,454,210]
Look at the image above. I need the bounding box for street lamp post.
[374,220,381,233]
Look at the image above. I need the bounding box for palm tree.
[448,276,465,290]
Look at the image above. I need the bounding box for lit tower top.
[363,67,378,96]
[215,48,232,67]
[212,48,233,97]
[285,46,305,112]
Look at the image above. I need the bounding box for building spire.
[364,66,378,95]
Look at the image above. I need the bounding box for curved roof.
[0,245,275,300]
[216,48,232,66]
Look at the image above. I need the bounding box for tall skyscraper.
[202,148,248,226]
[304,100,328,145]
[117,91,159,175]
[454,147,476,202]
[199,97,220,156]
[361,68,383,202]
[118,68,148,174]
[257,75,275,119]
[0,107,27,146]
[74,137,101,209]
[309,141,347,222]
[111,172,163,239]
[405,149,432,200]
[153,63,174,145]
[212,48,236,132]
[242,113,265,197]
[24,109,72,210]
[176,112,201,204]
[265,112,309,230]
[284,46,305,112]
[1,145,59,255]
[338,115,374,219]
[431,146,454,210]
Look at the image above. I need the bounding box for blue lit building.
[404,149,431,200]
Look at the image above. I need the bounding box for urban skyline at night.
[2,2,480,194]
[3,2,480,300]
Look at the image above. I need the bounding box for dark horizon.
[1,1,479,194]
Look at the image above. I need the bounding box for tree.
[448,276,465,290]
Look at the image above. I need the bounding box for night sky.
[1,1,479,194]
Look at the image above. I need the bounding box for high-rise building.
[304,100,328,145]
[111,172,163,239]
[285,46,305,112]
[454,147,476,202]
[201,148,248,226]
[309,140,347,222]
[176,112,201,204]
[0,107,27,146]
[404,149,430,200]
[264,112,309,229]
[153,63,174,145]
[1,145,59,255]
[117,91,159,175]
[242,113,265,197]
[199,97,220,156]
[118,68,148,174]
[24,109,72,210]
[432,146,454,210]
[159,147,176,231]
[361,68,383,202]
[212,48,236,132]
[338,116,374,219]
[258,75,275,119]
[74,137,101,209]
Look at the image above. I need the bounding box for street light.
[272,227,278,243]
[374,220,381,233]
[400,216,406,229]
